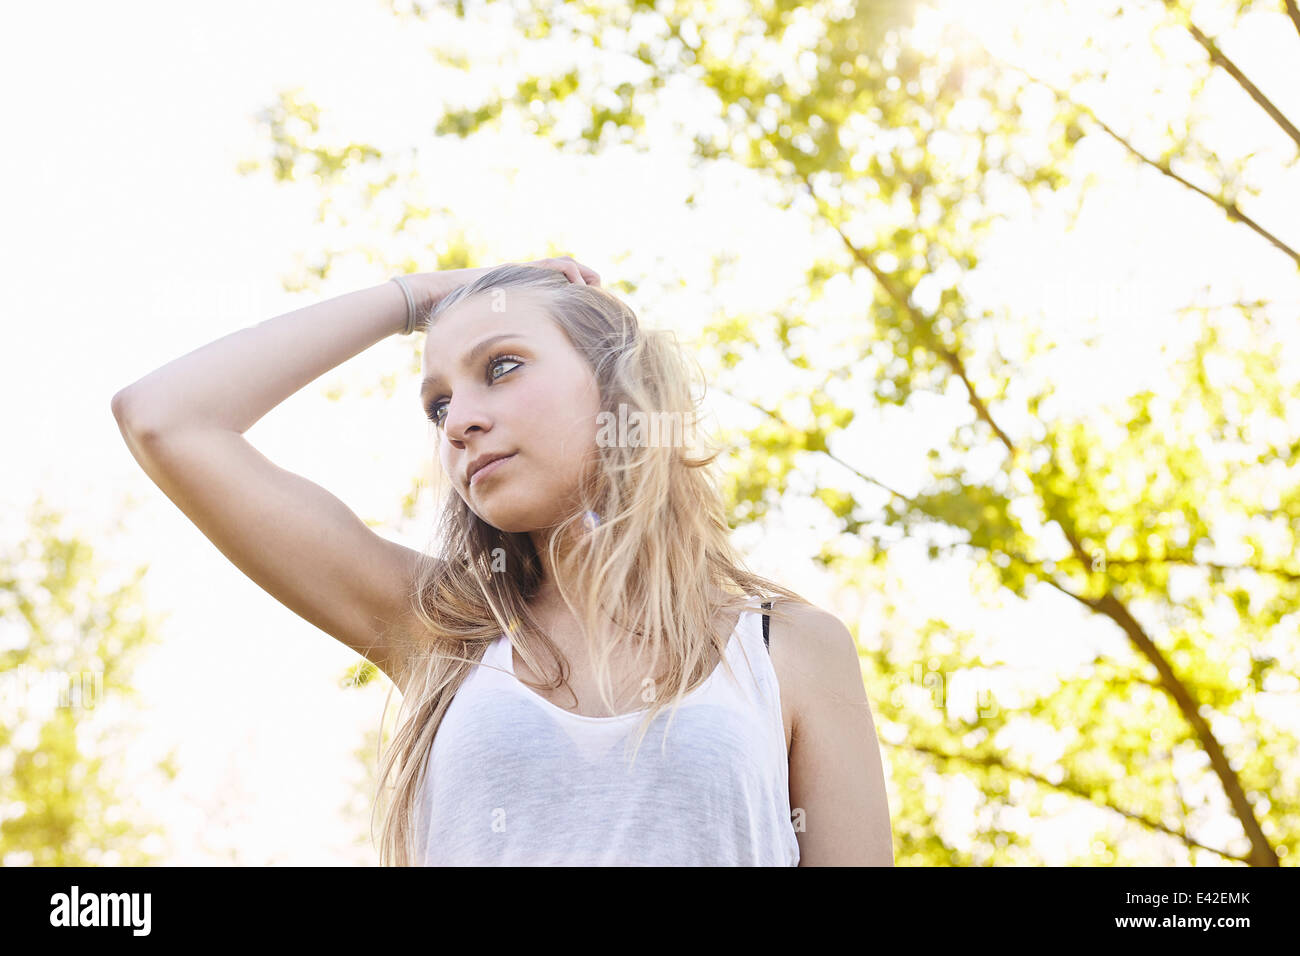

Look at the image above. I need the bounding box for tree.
[0,497,170,865]
[239,0,1299,865]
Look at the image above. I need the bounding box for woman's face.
[421,289,602,533]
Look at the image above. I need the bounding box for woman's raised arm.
[110,273,465,687]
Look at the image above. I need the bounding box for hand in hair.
[409,256,602,318]
[517,255,601,287]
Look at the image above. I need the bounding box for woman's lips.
[469,454,516,486]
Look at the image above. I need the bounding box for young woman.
[112,256,893,866]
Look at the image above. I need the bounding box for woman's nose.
[442,397,492,442]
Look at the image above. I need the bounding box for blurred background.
[3,0,1297,865]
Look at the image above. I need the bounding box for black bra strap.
[760,600,772,651]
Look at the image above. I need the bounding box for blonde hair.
[369,264,811,865]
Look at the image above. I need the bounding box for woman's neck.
[524,525,739,644]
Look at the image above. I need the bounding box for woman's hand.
[405,256,602,326]
[517,256,601,287]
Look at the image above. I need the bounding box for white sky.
[3,0,1296,864]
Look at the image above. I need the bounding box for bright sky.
[3,0,1296,864]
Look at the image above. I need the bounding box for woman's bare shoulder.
[764,600,860,730]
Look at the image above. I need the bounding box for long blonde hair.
[370,264,811,865]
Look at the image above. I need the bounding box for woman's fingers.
[560,257,587,285]
[524,256,600,287]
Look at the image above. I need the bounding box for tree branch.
[1287,0,1300,43]
[1102,555,1300,583]
[1091,590,1277,864]
[1012,540,1300,585]
[712,384,918,505]
[993,60,1300,269]
[902,741,1251,863]
[799,171,1020,457]
[1012,566,1280,865]
[1163,0,1300,152]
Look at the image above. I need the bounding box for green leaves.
[1,499,166,865]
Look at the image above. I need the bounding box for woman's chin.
[472,503,545,535]
[466,480,580,535]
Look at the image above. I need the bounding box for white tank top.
[415,596,800,866]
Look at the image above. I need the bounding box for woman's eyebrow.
[419,334,531,401]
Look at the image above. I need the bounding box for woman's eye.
[489,356,522,381]
[425,355,522,428]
